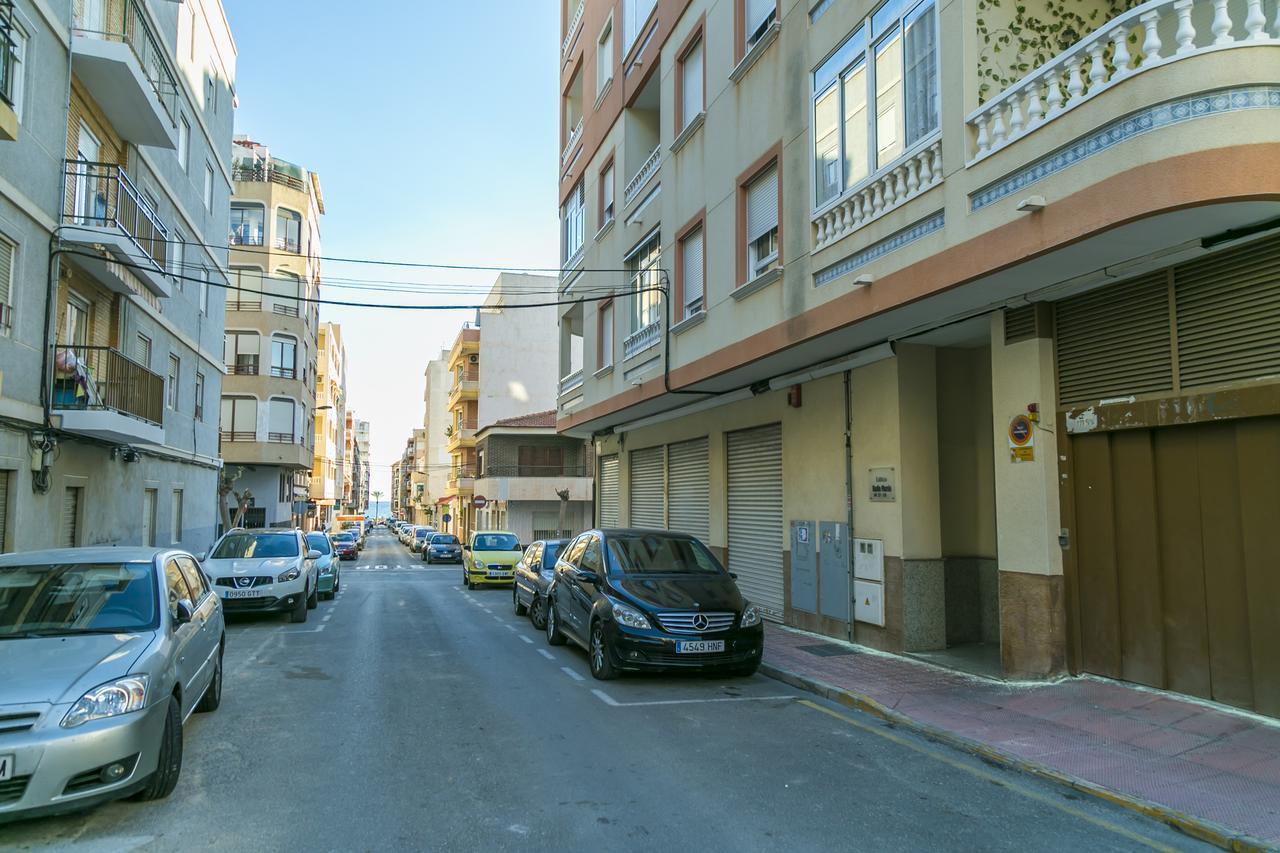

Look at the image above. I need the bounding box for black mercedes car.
[512,538,570,628]
[544,528,763,680]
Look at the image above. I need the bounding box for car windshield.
[415,529,429,538]
[431,535,459,545]
[473,533,519,551]
[606,534,724,576]
[0,562,159,636]
[542,542,564,567]
[333,533,355,543]
[305,533,332,554]
[211,533,300,559]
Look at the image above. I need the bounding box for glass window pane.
[904,2,938,146]
[814,85,841,206]
[843,64,869,187]
[874,32,903,169]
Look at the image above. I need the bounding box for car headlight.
[62,675,149,729]
[741,603,762,627]
[611,601,652,630]
[277,567,301,583]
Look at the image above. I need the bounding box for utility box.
[854,580,885,626]
[790,520,817,614]
[818,521,849,621]
[853,538,885,626]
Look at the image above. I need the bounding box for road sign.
[472,495,488,509]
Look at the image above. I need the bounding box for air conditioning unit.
[468,354,478,364]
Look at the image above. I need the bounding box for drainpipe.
[844,369,855,643]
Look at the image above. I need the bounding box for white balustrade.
[623,145,662,206]
[560,118,583,168]
[562,0,585,58]
[559,369,584,396]
[812,138,943,251]
[966,0,1274,164]
[623,321,661,360]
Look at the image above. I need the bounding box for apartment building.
[0,0,235,553]
[442,274,562,542]
[556,0,1280,716]
[219,136,322,529]
[389,458,402,519]
[311,321,346,530]
[354,417,370,513]
[421,350,450,512]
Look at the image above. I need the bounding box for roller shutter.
[629,446,665,529]
[597,454,619,527]
[62,487,81,548]
[667,437,710,543]
[727,424,784,620]
[0,470,9,552]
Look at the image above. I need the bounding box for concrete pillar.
[896,344,945,652]
[989,312,1067,678]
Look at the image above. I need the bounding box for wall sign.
[1008,414,1035,462]
[869,467,896,502]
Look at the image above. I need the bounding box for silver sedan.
[0,547,224,822]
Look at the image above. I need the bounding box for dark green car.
[306,532,341,600]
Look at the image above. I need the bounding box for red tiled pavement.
[762,623,1280,847]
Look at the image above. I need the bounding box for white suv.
[202,529,320,623]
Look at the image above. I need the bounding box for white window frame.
[596,16,613,97]
[601,162,615,227]
[0,236,15,334]
[170,231,185,288]
[744,0,777,52]
[745,165,779,280]
[199,268,209,314]
[562,180,585,264]
[599,300,615,369]
[203,163,213,211]
[8,20,27,120]
[166,353,180,410]
[626,232,662,333]
[622,0,657,53]
[194,371,204,420]
[178,115,190,171]
[680,225,704,319]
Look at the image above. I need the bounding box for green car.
[306,531,341,600]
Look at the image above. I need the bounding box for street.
[2,531,1206,852]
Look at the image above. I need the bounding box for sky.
[222,0,560,503]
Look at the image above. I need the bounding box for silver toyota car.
[0,547,224,821]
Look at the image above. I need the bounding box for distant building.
[311,322,346,529]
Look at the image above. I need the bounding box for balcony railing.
[813,137,943,251]
[559,369,584,396]
[220,430,255,442]
[0,0,16,108]
[229,227,264,247]
[562,0,585,57]
[51,344,163,426]
[228,355,259,376]
[63,160,169,272]
[71,0,178,124]
[966,0,1271,163]
[624,145,661,206]
[226,298,262,312]
[623,320,661,360]
[274,235,301,253]
[448,466,477,486]
[561,117,584,167]
[270,365,297,380]
[231,162,307,192]
[273,302,300,318]
[267,432,296,444]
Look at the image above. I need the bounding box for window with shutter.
[680,226,704,318]
[680,38,704,129]
[269,398,295,442]
[0,238,14,332]
[745,164,779,280]
[744,0,776,50]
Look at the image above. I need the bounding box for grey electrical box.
[790,520,816,614]
[818,521,849,621]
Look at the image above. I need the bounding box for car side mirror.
[175,599,195,626]
[462,545,471,552]
[306,549,322,560]
[576,569,599,584]
[197,551,208,561]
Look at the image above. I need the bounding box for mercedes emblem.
[692,613,709,631]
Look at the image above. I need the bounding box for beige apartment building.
[312,321,346,530]
[556,0,1280,716]
[220,137,322,529]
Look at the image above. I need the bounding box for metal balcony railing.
[63,160,169,272]
[231,162,307,192]
[229,226,264,247]
[220,430,255,442]
[226,298,262,312]
[273,301,300,318]
[51,344,163,426]
[270,365,296,379]
[228,355,258,376]
[267,432,296,444]
[72,0,178,124]
[0,0,16,108]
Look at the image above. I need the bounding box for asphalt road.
[2,531,1207,852]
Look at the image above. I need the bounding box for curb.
[760,662,1274,853]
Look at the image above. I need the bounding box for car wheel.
[306,580,319,610]
[530,595,547,630]
[289,589,308,623]
[195,644,223,713]
[513,586,528,616]
[589,620,618,680]
[545,596,566,646]
[132,695,183,801]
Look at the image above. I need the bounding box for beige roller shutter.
[629,446,665,529]
[62,486,81,548]
[727,424,784,620]
[667,437,709,543]
[597,454,619,527]
[0,470,9,553]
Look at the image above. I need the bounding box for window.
[199,268,209,314]
[812,0,938,208]
[271,335,297,379]
[228,266,263,309]
[224,331,259,374]
[220,396,257,440]
[678,35,704,131]
[62,292,90,348]
[561,180,585,264]
[743,162,780,281]
[579,535,604,573]
[275,208,301,253]
[518,445,564,476]
[135,333,152,368]
[597,17,613,96]
[7,22,26,119]
[167,354,180,409]
[268,397,296,443]
[230,204,265,246]
[598,300,614,369]
[144,489,158,547]
[170,232,185,289]
[599,159,615,227]
[178,116,190,171]
[622,0,657,52]
[0,237,14,333]
[679,224,705,318]
[177,556,206,600]
[194,372,205,420]
[627,233,662,332]
[171,490,183,543]
[203,164,213,211]
[742,0,777,54]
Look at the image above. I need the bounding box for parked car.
[332,532,359,561]
[410,526,435,553]
[513,538,569,628]
[398,525,413,546]
[0,547,224,821]
[202,529,320,623]
[306,532,341,600]
[462,531,523,589]
[544,529,763,680]
[422,533,462,564]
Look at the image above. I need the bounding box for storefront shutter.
[0,470,9,552]
[597,454,619,527]
[667,437,709,543]
[727,424,784,620]
[629,445,665,528]
[62,487,80,548]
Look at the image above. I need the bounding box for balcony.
[561,117,584,168]
[562,0,585,59]
[623,145,661,207]
[445,424,477,453]
[447,466,476,492]
[70,0,178,148]
[475,466,594,503]
[227,355,259,376]
[623,320,661,361]
[558,369,584,397]
[813,137,943,251]
[226,297,263,313]
[447,378,478,408]
[231,160,308,192]
[50,345,164,445]
[60,161,172,298]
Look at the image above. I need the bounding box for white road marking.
[519,635,534,645]
[322,613,332,622]
[280,623,327,634]
[560,666,585,682]
[590,690,795,707]
[537,649,555,660]
[503,624,517,632]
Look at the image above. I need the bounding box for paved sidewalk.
[762,623,1280,850]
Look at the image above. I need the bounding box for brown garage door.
[1065,416,1280,717]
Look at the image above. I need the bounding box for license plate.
[487,571,510,579]
[0,754,12,782]
[225,588,271,600]
[676,640,725,654]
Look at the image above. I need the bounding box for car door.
[515,543,539,604]
[569,535,605,634]
[176,555,220,696]
[554,535,589,633]
[163,558,203,716]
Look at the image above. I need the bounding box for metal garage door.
[629,446,665,529]
[0,470,9,552]
[597,454,619,527]
[62,486,81,548]
[667,437,709,543]
[727,424,784,620]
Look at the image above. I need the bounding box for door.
[142,488,157,547]
[554,535,589,632]
[64,294,90,349]
[62,487,81,547]
[567,534,603,636]
[667,437,710,542]
[79,0,106,33]
[163,558,201,716]
[727,424,784,620]
[176,556,219,698]
[628,446,665,528]
[74,123,101,223]
[597,454,619,527]
[1064,417,1280,717]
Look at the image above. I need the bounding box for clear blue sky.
[223,0,560,499]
